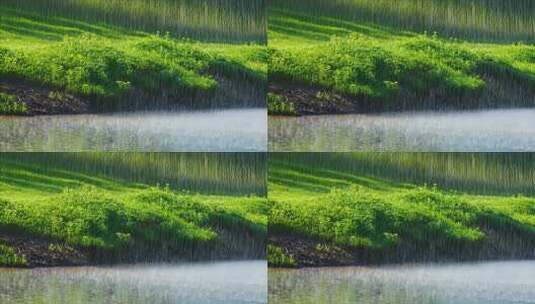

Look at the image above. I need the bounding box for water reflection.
[0,260,267,304]
[0,109,267,152]
[269,109,535,152]
[269,261,535,304]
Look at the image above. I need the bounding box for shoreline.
[1,231,266,268]
[1,77,265,116]
[268,74,535,116]
[268,225,535,268]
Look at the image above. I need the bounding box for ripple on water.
[269,261,535,304]
[269,108,535,152]
[0,260,267,304]
[0,109,267,152]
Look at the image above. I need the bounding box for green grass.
[268,154,535,266]
[270,153,535,197]
[0,153,267,196]
[0,92,27,115]
[0,244,28,267]
[268,8,535,109]
[0,6,267,111]
[267,244,296,267]
[3,0,265,44]
[270,0,535,43]
[0,154,267,266]
[268,93,296,115]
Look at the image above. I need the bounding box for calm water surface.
[0,260,266,304]
[269,261,535,304]
[0,109,266,152]
[269,109,535,151]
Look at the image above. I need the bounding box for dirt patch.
[269,74,535,115]
[0,235,88,268]
[0,81,88,115]
[270,224,535,268]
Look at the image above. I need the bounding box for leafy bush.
[268,244,296,267]
[0,186,265,252]
[269,185,535,250]
[0,34,265,108]
[0,244,27,267]
[0,92,27,115]
[268,93,296,115]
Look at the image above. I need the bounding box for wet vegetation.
[0,153,267,267]
[5,0,266,43]
[268,153,535,267]
[271,0,535,43]
[0,244,27,267]
[0,92,27,115]
[268,93,296,116]
[268,1,535,115]
[0,2,267,114]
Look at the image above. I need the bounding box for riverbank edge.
[268,73,535,116]
[0,74,265,116]
[268,224,535,268]
[0,227,266,268]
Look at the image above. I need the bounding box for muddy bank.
[269,224,535,268]
[0,81,88,115]
[1,228,265,268]
[0,234,88,268]
[0,75,264,116]
[269,74,535,116]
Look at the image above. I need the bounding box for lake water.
[269,261,535,304]
[269,109,535,151]
[0,260,267,304]
[0,108,266,152]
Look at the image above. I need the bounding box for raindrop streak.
[270,152,535,197]
[271,0,535,43]
[0,109,267,152]
[269,261,535,304]
[0,261,267,304]
[0,152,267,196]
[4,0,266,43]
[269,109,535,152]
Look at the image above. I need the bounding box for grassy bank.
[268,154,535,267]
[0,154,267,267]
[268,7,535,115]
[0,4,266,115]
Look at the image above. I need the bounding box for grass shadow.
[0,6,144,42]
[269,8,413,43]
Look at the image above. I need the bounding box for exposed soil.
[0,226,265,268]
[269,224,535,268]
[0,74,264,115]
[0,234,88,268]
[269,74,535,116]
[0,81,89,115]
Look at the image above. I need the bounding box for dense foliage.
[0,5,267,112]
[0,154,267,266]
[270,186,535,249]
[0,244,27,267]
[268,9,535,110]
[0,92,27,115]
[268,154,535,267]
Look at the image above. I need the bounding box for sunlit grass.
[3,0,266,44]
[268,153,535,266]
[0,153,267,266]
[270,0,535,43]
[268,7,535,109]
[0,5,267,111]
